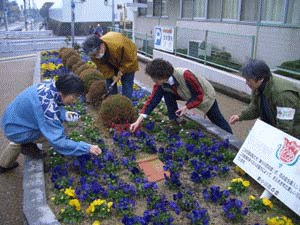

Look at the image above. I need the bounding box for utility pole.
[71,0,75,47]
[4,0,8,31]
[23,0,27,31]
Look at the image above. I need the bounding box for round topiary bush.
[74,63,95,76]
[66,55,81,70]
[80,69,104,93]
[72,60,85,73]
[61,48,78,65]
[58,47,68,58]
[98,94,136,127]
[86,80,106,107]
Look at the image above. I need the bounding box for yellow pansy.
[53,75,59,81]
[64,187,76,198]
[262,198,273,208]
[231,178,243,183]
[60,208,65,213]
[92,221,101,225]
[41,64,49,70]
[107,202,113,209]
[69,199,81,211]
[242,180,250,187]
[86,204,95,215]
[248,195,256,200]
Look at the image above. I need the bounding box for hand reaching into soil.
[89,145,102,155]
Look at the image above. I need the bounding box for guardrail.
[0,37,86,54]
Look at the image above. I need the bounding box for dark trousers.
[164,91,233,134]
[106,72,135,99]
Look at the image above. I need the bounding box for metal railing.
[0,37,86,54]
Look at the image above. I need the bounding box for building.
[44,0,134,36]
[133,0,300,69]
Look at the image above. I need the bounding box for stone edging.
[23,52,243,225]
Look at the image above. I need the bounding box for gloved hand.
[65,111,80,122]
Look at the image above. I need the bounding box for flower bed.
[40,50,299,225]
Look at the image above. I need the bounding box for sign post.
[234,119,300,216]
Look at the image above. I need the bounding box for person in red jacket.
[130,58,232,134]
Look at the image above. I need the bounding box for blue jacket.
[1,81,90,156]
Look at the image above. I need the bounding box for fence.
[0,37,86,55]
[109,26,255,73]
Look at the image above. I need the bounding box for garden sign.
[234,119,300,216]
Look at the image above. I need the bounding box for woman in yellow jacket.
[82,32,139,99]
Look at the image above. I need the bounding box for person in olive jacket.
[229,59,300,139]
[82,32,139,99]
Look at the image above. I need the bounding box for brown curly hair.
[145,58,174,80]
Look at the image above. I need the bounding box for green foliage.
[57,206,84,224]
[66,54,81,69]
[79,69,104,93]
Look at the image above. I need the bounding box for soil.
[44,103,300,225]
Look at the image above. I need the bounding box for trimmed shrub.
[80,69,104,93]
[58,47,68,58]
[74,63,95,76]
[98,94,136,127]
[86,80,106,107]
[72,60,86,73]
[66,55,81,70]
[61,48,79,65]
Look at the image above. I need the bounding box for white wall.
[49,0,134,23]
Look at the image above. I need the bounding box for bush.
[66,55,81,70]
[86,80,107,107]
[61,48,79,65]
[98,94,136,127]
[71,60,85,73]
[58,47,68,58]
[74,63,95,76]
[80,69,104,93]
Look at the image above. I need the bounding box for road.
[0,55,255,225]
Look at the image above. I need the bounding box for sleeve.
[140,84,165,115]
[38,111,91,156]
[274,91,298,135]
[92,57,116,79]
[183,70,204,109]
[239,92,260,121]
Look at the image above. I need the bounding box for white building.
[133,0,300,69]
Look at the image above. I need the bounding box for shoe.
[0,162,19,173]
[21,143,47,159]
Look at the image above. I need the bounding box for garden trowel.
[101,79,118,100]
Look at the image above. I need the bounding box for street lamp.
[104,0,115,31]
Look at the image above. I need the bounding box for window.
[138,0,147,16]
[261,0,285,22]
[240,0,259,21]
[207,0,222,19]
[147,0,153,16]
[154,0,167,16]
[146,0,166,16]
[223,0,239,20]
[287,0,300,25]
[182,0,193,18]
[193,0,206,18]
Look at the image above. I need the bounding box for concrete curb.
[23,52,244,225]
[23,52,60,225]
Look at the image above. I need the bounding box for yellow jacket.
[92,32,139,79]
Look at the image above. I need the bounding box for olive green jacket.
[92,32,139,79]
[239,76,300,138]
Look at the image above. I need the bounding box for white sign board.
[234,119,300,216]
[154,26,175,53]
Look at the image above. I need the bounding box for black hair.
[82,34,103,55]
[240,59,272,81]
[55,75,84,96]
[145,58,174,80]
